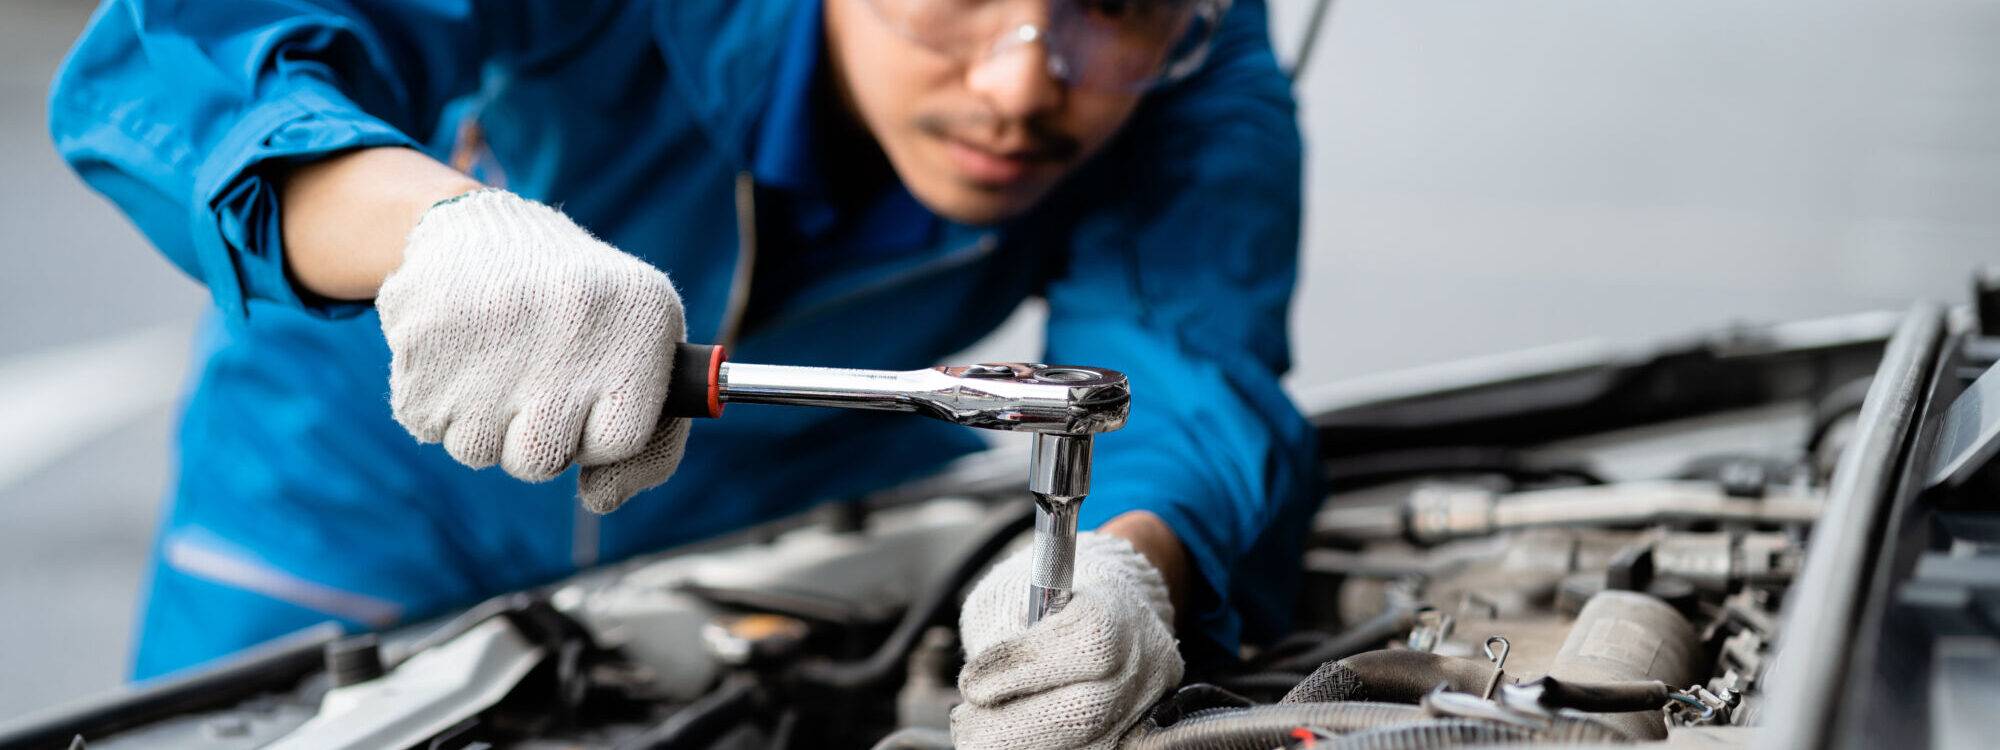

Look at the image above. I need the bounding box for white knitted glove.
[377,189,689,513]
[952,532,1183,750]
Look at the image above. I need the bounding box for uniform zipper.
[752,234,996,342]
[715,172,1001,346]
[717,171,760,348]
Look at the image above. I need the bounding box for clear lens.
[861,0,1230,92]
[1048,0,1204,90]
[865,0,1011,56]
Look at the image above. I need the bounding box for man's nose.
[966,28,1066,120]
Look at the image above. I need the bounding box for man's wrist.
[279,147,484,301]
[1097,510,1191,622]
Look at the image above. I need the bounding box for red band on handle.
[705,344,726,418]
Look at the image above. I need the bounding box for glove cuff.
[428,186,502,211]
[406,188,605,258]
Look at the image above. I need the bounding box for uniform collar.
[658,0,927,235]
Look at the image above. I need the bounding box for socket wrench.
[661,343,1129,624]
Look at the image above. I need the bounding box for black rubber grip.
[663,342,725,419]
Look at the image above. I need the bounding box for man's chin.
[909,180,1050,227]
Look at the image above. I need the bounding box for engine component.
[700,613,809,667]
[613,674,762,750]
[1323,481,1823,546]
[785,502,1032,692]
[1926,354,2000,489]
[893,628,960,731]
[1406,609,1455,653]
[265,617,544,749]
[322,635,384,688]
[568,499,996,700]
[1650,532,1802,592]
[1302,475,1802,746]
[1544,592,1699,741]
[1663,685,1738,728]
[26,308,1955,750]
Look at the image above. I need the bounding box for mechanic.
[51,0,1313,746]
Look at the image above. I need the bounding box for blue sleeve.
[47,0,614,317]
[1049,0,1317,653]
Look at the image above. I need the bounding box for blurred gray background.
[3,0,1996,720]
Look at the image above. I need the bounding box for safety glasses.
[859,0,1233,93]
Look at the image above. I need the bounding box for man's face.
[823,0,1148,225]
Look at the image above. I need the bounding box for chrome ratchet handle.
[662,343,1129,434]
[718,362,943,413]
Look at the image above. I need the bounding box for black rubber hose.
[1209,671,1308,698]
[1329,717,1628,749]
[615,675,761,750]
[1123,703,1426,750]
[1264,605,1419,676]
[1255,629,1335,664]
[788,502,1035,690]
[1146,684,1258,727]
[1280,650,1494,704]
[1516,676,1672,714]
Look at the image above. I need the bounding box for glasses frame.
[859,0,1237,93]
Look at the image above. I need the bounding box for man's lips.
[941,137,1062,186]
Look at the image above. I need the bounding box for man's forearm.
[280,147,484,301]
[1098,510,1191,619]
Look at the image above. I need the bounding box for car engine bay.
[10,288,2000,750]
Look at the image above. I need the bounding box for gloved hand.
[377,189,688,513]
[952,532,1183,750]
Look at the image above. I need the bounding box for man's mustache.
[914,112,1082,162]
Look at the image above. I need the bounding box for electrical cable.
[787,502,1035,691]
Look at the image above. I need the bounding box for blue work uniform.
[50,0,1315,680]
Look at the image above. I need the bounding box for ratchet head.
[930,363,1129,434]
